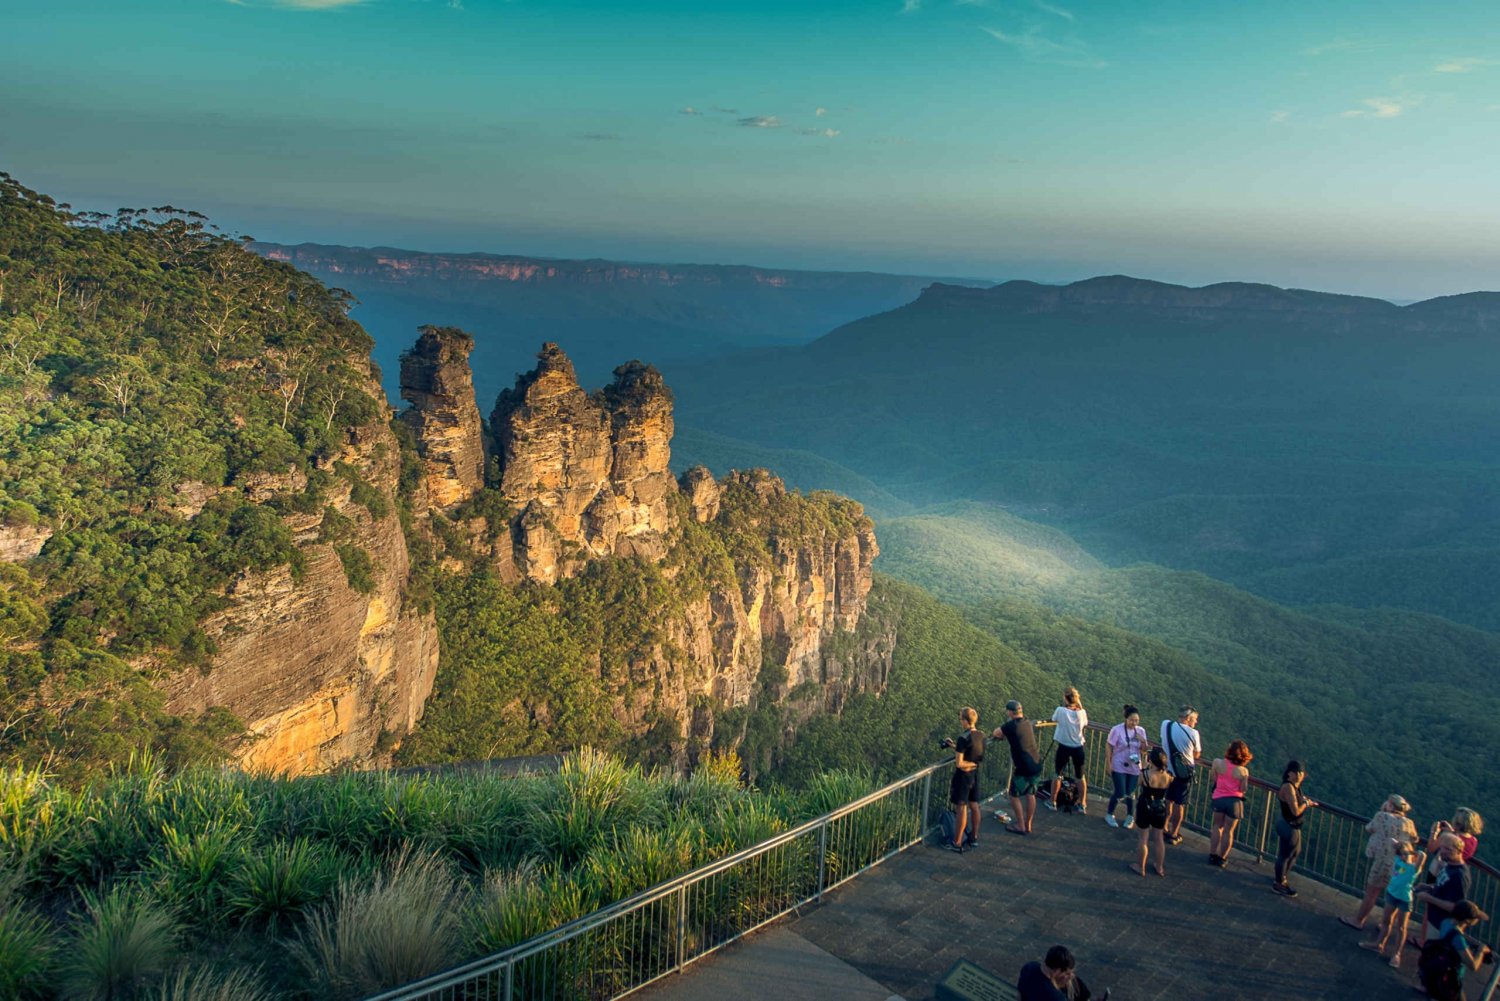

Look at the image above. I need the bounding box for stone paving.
[641,805,1438,1001]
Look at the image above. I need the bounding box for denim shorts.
[1384,891,1412,914]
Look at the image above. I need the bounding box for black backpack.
[1055,777,1081,812]
[965,729,985,764]
[1417,927,1463,1001]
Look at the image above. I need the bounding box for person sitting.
[1018,945,1075,1001]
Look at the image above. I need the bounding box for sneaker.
[1042,800,1056,811]
[943,842,966,854]
[1123,816,1136,830]
[1106,814,1119,828]
[1166,834,1184,846]
[993,810,1013,824]
[964,837,979,848]
[1272,882,1298,897]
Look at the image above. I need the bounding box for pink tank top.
[1212,765,1246,800]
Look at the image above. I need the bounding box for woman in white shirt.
[1048,686,1089,813]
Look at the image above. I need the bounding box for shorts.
[1010,772,1041,798]
[1165,776,1192,805]
[949,768,979,804]
[1383,892,1412,914]
[1136,801,1168,830]
[1211,796,1244,819]
[1054,744,1086,778]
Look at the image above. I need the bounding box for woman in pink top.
[1207,740,1252,868]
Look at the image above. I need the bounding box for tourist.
[1415,834,1472,945]
[1451,807,1484,861]
[1358,837,1426,967]
[1105,704,1149,829]
[1420,900,1491,1001]
[1271,760,1317,897]
[941,706,984,853]
[1207,740,1252,868]
[1046,686,1089,813]
[1130,747,1173,877]
[1018,945,1076,1001]
[1343,794,1418,930]
[1159,705,1201,845]
[994,700,1043,835]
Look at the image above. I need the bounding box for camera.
[1128,753,1141,765]
[940,737,956,749]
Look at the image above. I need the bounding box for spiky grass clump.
[466,862,590,955]
[58,884,178,1001]
[0,866,53,999]
[149,966,274,1001]
[293,847,463,999]
[148,824,243,924]
[226,839,339,935]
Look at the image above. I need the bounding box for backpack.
[964,729,985,764]
[1417,928,1463,1001]
[1055,777,1081,812]
[937,809,957,845]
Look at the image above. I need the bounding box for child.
[1360,838,1426,967]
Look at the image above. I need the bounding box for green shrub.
[226,839,339,934]
[148,824,243,924]
[466,862,590,955]
[334,544,376,595]
[0,867,52,999]
[293,848,462,999]
[59,884,179,1001]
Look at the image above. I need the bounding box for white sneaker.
[1123,816,1136,830]
[1106,814,1119,828]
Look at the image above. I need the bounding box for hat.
[1005,700,1022,713]
[1453,901,1489,923]
[1389,794,1410,813]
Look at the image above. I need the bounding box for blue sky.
[4,0,1498,298]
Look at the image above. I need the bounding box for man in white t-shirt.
[1159,705,1201,845]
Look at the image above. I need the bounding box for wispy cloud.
[1434,57,1493,73]
[980,25,1106,68]
[679,107,702,115]
[229,0,369,8]
[738,115,782,128]
[710,105,739,115]
[578,132,621,141]
[798,128,841,138]
[1033,0,1074,21]
[1269,109,1290,123]
[1301,38,1381,56]
[1340,96,1412,119]
[815,107,828,117]
[901,0,921,13]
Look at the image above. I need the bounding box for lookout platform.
[637,805,1431,1001]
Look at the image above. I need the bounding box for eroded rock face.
[679,466,720,523]
[399,327,486,510]
[490,344,677,582]
[0,524,51,563]
[164,382,440,776]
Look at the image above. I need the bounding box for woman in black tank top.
[1131,747,1173,877]
[1273,760,1317,897]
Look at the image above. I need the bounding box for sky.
[4,0,1499,299]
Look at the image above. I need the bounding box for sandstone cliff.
[163,373,440,776]
[399,326,486,510]
[403,341,890,765]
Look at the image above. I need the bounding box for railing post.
[675,882,687,974]
[1255,787,1273,863]
[1480,959,1500,1001]
[816,821,828,900]
[920,770,933,838]
[503,959,513,1001]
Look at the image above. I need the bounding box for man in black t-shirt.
[944,706,984,852]
[1018,945,1075,1001]
[994,700,1042,835]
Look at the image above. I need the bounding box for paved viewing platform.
[638,804,1431,1001]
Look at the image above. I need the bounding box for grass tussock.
[59,884,178,1001]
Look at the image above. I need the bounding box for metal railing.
[370,719,1500,1000]
[366,760,943,1001]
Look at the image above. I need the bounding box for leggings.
[1109,772,1139,815]
[1275,817,1302,883]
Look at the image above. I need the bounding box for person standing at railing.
[1359,837,1426,968]
[1159,706,1201,846]
[1207,740,1253,868]
[994,700,1043,835]
[1105,705,1149,830]
[1416,835,1473,948]
[1130,746,1173,877]
[1344,794,1419,931]
[941,706,984,853]
[1047,687,1090,814]
[1272,761,1318,897]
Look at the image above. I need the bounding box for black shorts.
[1054,744,1085,778]
[1166,776,1192,804]
[949,768,978,804]
[1212,796,1244,819]
[1136,800,1168,830]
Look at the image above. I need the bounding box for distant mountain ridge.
[252,242,992,401]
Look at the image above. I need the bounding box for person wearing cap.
[994,700,1043,835]
[1425,900,1492,998]
[1358,836,1426,968]
[1415,833,1473,943]
[1159,705,1201,846]
[1344,794,1419,930]
[1272,760,1318,897]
